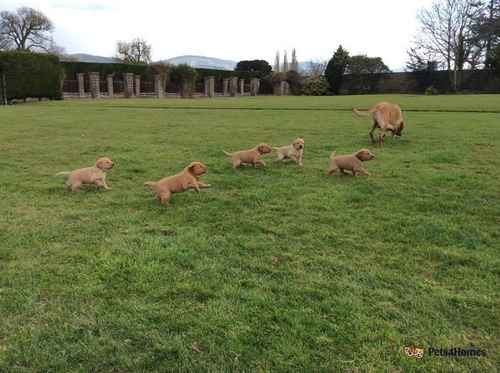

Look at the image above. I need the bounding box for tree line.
[1,1,499,95]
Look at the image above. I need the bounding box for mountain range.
[62,54,238,70]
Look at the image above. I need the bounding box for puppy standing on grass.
[144,161,210,206]
[223,143,273,169]
[56,157,114,191]
[326,149,375,176]
[274,137,305,166]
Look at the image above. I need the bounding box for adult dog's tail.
[330,151,337,160]
[55,171,70,178]
[352,108,373,118]
[222,150,232,156]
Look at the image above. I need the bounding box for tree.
[0,7,55,51]
[290,48,299,72]
[347,55,391,74]
[306,60,327,77]
[235,60,272,76]
[325,45,349,94]
[116,38,152,64]
[471,0,500,68]
[409,0,486,90]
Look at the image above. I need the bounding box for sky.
[2,0,434,70]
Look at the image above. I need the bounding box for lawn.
[0,95,499,372]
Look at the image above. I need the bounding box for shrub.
[302,76,329,96]
[170,64,197,97]
[425,85,439,95]
[0,51,62,102]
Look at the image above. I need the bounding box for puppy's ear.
[354,150,364,160]
[187,162,197,174]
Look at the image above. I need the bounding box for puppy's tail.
[222,150,232,156]
[330,151,337,160]
[144,181,157,191]
[55,171,70,178]
[352,108,372,118]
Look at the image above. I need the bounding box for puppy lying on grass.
[274,137,304,166]
[326,149,375,176]
[223,143,273,168]
[56,157,114,191]
[144,161,210,206]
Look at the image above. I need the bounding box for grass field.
[1,95,499,372]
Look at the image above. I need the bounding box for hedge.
[61,61,260,83]
[341,70,500,94]
[0,51,63,101]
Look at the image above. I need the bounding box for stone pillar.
[124,73,134,98]
[88,72,100,99]
[134,75,141,97]
[208,76,215,97]
[239,79,245,95]
[223,78,230,96]
[230,77,238,96]
[250,78,260,96]
[154,74,164,98]
[77,73,85,98]
[107,74,114,98]
[204,77,210,97]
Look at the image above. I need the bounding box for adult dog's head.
[293,138,305,151]
[394,121,405,137]
[187,161,207,176]
[95,157,114,171]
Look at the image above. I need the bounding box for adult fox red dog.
[353,102,405,146]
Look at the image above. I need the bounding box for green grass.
[1,94,499,372]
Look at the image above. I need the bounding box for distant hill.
[61,53,237,70]
[61,53,120,63]
[163,55,237,70]
[60,53,319,73]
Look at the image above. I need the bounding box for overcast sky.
[3,0,434,70]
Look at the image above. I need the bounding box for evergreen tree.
[291,48,299,72]
[325,45,349,94]
[274,51,280,72]
[283,50,289,72]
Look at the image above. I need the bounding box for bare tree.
[0,7,55,51]
[306,60,327,77]
[410,0,485,89]
[116,38,152,64]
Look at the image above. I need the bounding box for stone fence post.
[223,78,230,96]
[107,74,114,98]
[124,73,134,98]
[239,79,245,95]
[77,73,85,98]
[88,72,100,99]
[207,76,215,97]
[230,77,238,96]
[154,75,164,98]
[135,75,141,97]
[250,78,260,96]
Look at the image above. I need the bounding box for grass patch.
[0,95,499,372]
